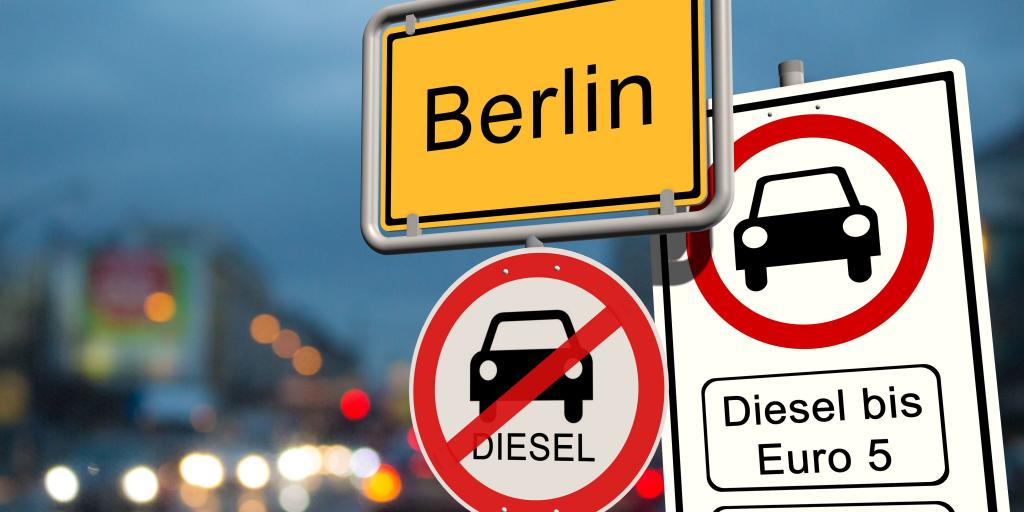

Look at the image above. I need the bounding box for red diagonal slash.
[445,306,621,462]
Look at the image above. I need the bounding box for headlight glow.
[278,484,310,512]
[323,445,353,478]
[122,465,159,504]
[350,447,381,479]
[179,452,224,489]
[237,454,271,490]
[277,445,321,482]
[44,466,79,503]
[362,464,402,503]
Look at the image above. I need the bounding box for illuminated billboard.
[52,245,210,385]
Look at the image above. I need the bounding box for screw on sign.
[410,248,665,512]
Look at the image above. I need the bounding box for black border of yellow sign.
[383,0,704,229]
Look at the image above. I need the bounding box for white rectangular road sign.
[653,61,1009,510]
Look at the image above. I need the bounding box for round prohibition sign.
[689,114,935,349]
[411,248,665,512]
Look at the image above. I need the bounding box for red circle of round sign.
[410,248,665,512]
[688,114,934,349]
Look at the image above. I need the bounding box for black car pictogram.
[734,166,881,291]
[469,310,593,423]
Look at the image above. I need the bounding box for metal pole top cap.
[778,60,804,74]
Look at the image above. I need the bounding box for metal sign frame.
[361,0,734,253]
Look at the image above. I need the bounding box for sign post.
[411,248,665,511]
[654,61,1010,511]
[361,0,735,253]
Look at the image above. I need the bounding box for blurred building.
[975,127,1024,506]
[0,225,369,503]
[0,250,46,494]
[41,228,269,425]
[978,127,1024,377]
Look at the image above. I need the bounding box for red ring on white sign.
[411,249,665,511]
[688,114,934,349]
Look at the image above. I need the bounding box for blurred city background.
[1,0,1024,510]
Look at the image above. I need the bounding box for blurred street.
[0,230,665,509]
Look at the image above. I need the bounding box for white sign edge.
[653,59,1011,511]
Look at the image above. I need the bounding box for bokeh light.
[43,466,78,503]
[278,484,310,512]
[121,466,159,504]
[409,453,433,480]
[236,454,271,490]
[277,445,321,482]
[350,447,381,479]
[179,484,209,508]
[291,346,322,376]
[272,329,301,358]
[406,428,419,452]
[635,468,664,500]
[340,389,371,421]
[362,464,402,503]
[0,370,28,425]
[323,445,353,478]
[189,404,217,433]
[982,223,990,263]
[239,497,267,512]
[249,313,280,344]
[143,291,176,323]
[179,452,224,489]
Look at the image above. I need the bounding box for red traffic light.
[340,389,371,421]
[635,468,664,500]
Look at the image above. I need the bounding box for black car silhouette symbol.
[734,166,881,291]
[469,310,593,423]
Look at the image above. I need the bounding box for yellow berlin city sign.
[379,0,706,231]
